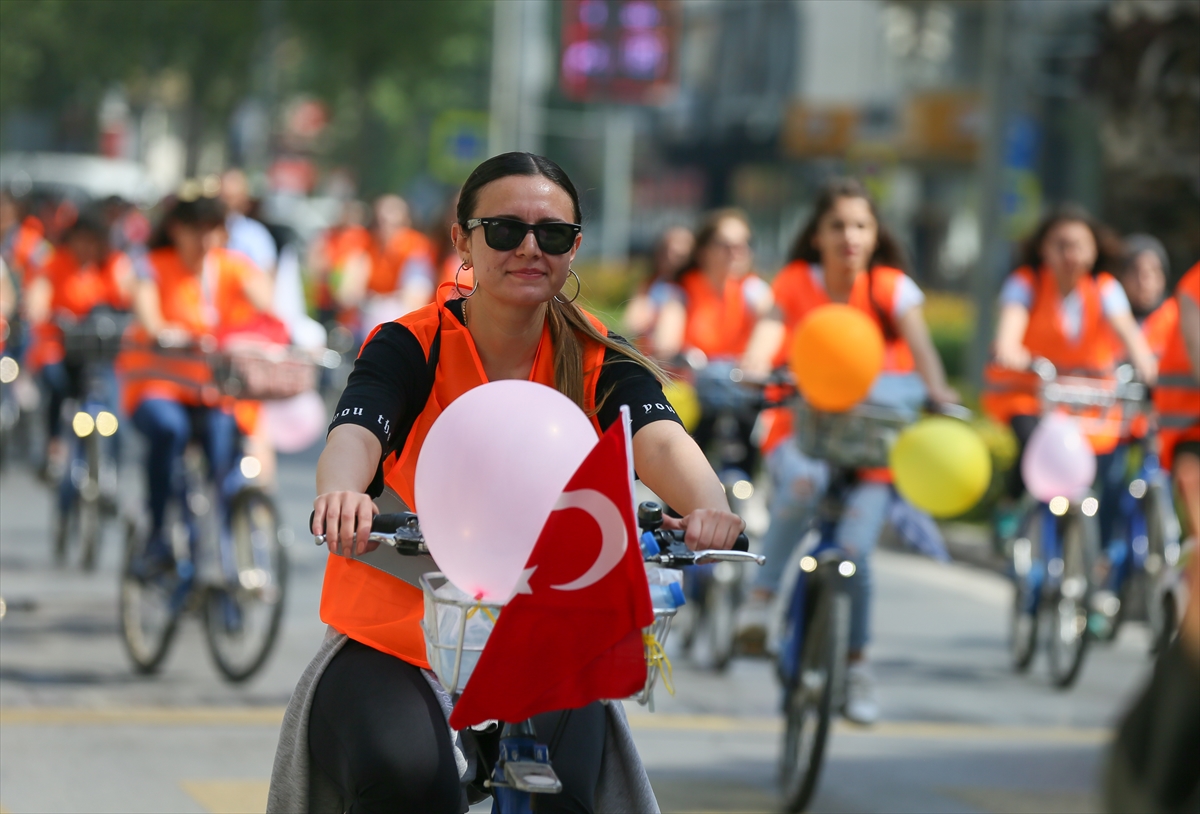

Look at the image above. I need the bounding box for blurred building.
[553,0,1198,284]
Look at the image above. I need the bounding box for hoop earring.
[553,268,581,304]
[454,262,476,299]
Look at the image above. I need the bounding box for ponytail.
[547,297,669,414]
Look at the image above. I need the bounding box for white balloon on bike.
[415,380,598,603]
[1021,412,1096,503]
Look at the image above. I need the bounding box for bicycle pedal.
[503,760,562,794]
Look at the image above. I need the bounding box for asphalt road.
[0,442,1156,814]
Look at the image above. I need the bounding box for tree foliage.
[0,0,492,194]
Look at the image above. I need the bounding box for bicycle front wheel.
[780,576,845,813]
[1046,507,1097,688]
[204,489,287,682]
[79,434,102,571]
[118,519,182,674]
[1009,506,1042,672]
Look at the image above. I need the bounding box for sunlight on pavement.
[180,780,269,814]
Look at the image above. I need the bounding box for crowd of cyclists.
[2,150,1198,811]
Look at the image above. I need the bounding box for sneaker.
[733,593,772,656]
[843,662,880,725]
[131,534,176,581]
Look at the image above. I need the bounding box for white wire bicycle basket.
[793,400,912,469]
[420,572,502,697]
[419,570,680,706]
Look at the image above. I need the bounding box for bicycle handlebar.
[310,503,763,568]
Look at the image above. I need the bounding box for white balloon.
[414,380,598,603]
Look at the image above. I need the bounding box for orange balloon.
[789,304,884,411]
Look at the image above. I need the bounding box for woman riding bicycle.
[26,208,134,477]
[734,178,957,724]
[622,225,694,350]
[981,207,1157,553]
[284,153,743,813]
[118,195,274,573]
[652,210,774,476]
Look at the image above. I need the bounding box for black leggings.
[309,639,606,814]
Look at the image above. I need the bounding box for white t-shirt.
[808,264,925,318]
[999,273,1130,342]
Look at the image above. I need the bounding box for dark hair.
[63,207,109,244]
[454,152,666,407]
[787,177,906,270]
[457,152,582,226]
[681,208,751,280]
[148,196,226,250]
[1019,204,1123,274]
[787,178,906,340]
[1120,232,1169,277]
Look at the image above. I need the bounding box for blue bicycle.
[329,503,761,813]
[1090,428,1182,647]
[52,309,130,569]
[1008,361,1147,687]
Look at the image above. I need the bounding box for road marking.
[180,781,269,814]
[625,712,1110,744]
[0,707,286,727]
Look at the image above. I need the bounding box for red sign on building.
[560,0,678,104]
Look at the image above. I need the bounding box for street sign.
[560,0,678,105]
[429,110,489,184]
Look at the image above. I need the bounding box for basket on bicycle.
[208,343,319,401]
[61,312,134,365]
[420,571,502,697]
[419,570,681,704]
[793,400,913,469]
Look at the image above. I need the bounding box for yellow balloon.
[890,417,992,518]
[663,379,701,433]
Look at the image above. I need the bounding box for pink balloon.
[263,390,328,453]
[414,380,598,603]
[1021,413,1096,503]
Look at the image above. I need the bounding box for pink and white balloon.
[1020,413,1096,503]
[264,390,327,454]
[414,380,598,603]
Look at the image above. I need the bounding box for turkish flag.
[448,407,653,729]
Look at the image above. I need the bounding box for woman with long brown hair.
[275,152,744,812]
[736,178,956,725]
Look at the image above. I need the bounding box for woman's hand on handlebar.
[994,343,1031,372]
[313,491,379,557]
[661,508,745,552]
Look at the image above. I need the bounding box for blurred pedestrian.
[221,168,278,275]
[1105,540,1200,813]
[622,225,693,350]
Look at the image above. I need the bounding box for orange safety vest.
[981,267,1123,452]
[117,247,263,416]
[369,227,435,296]
[759,262,915,458]
[8,216,48,280]
[677,268,760,359]
[27,247,132,369]
[1155,263,1200,470]
[319,282,609,667]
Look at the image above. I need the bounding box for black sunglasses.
[465,217,581,255]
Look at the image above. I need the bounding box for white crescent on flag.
[549,488,628,591]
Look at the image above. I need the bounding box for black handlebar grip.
[733,533,749,552]
[371,513,411,534]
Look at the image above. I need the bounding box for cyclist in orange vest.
[1155,262,1200,544]
[302,153,743,811]
[982,207,1158,550]
[25,209,134,475]
[335,195,437,341]
[737,178,957,724]
[622,226,694,349]
[652,210,774,476]
[119,196,274,573]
